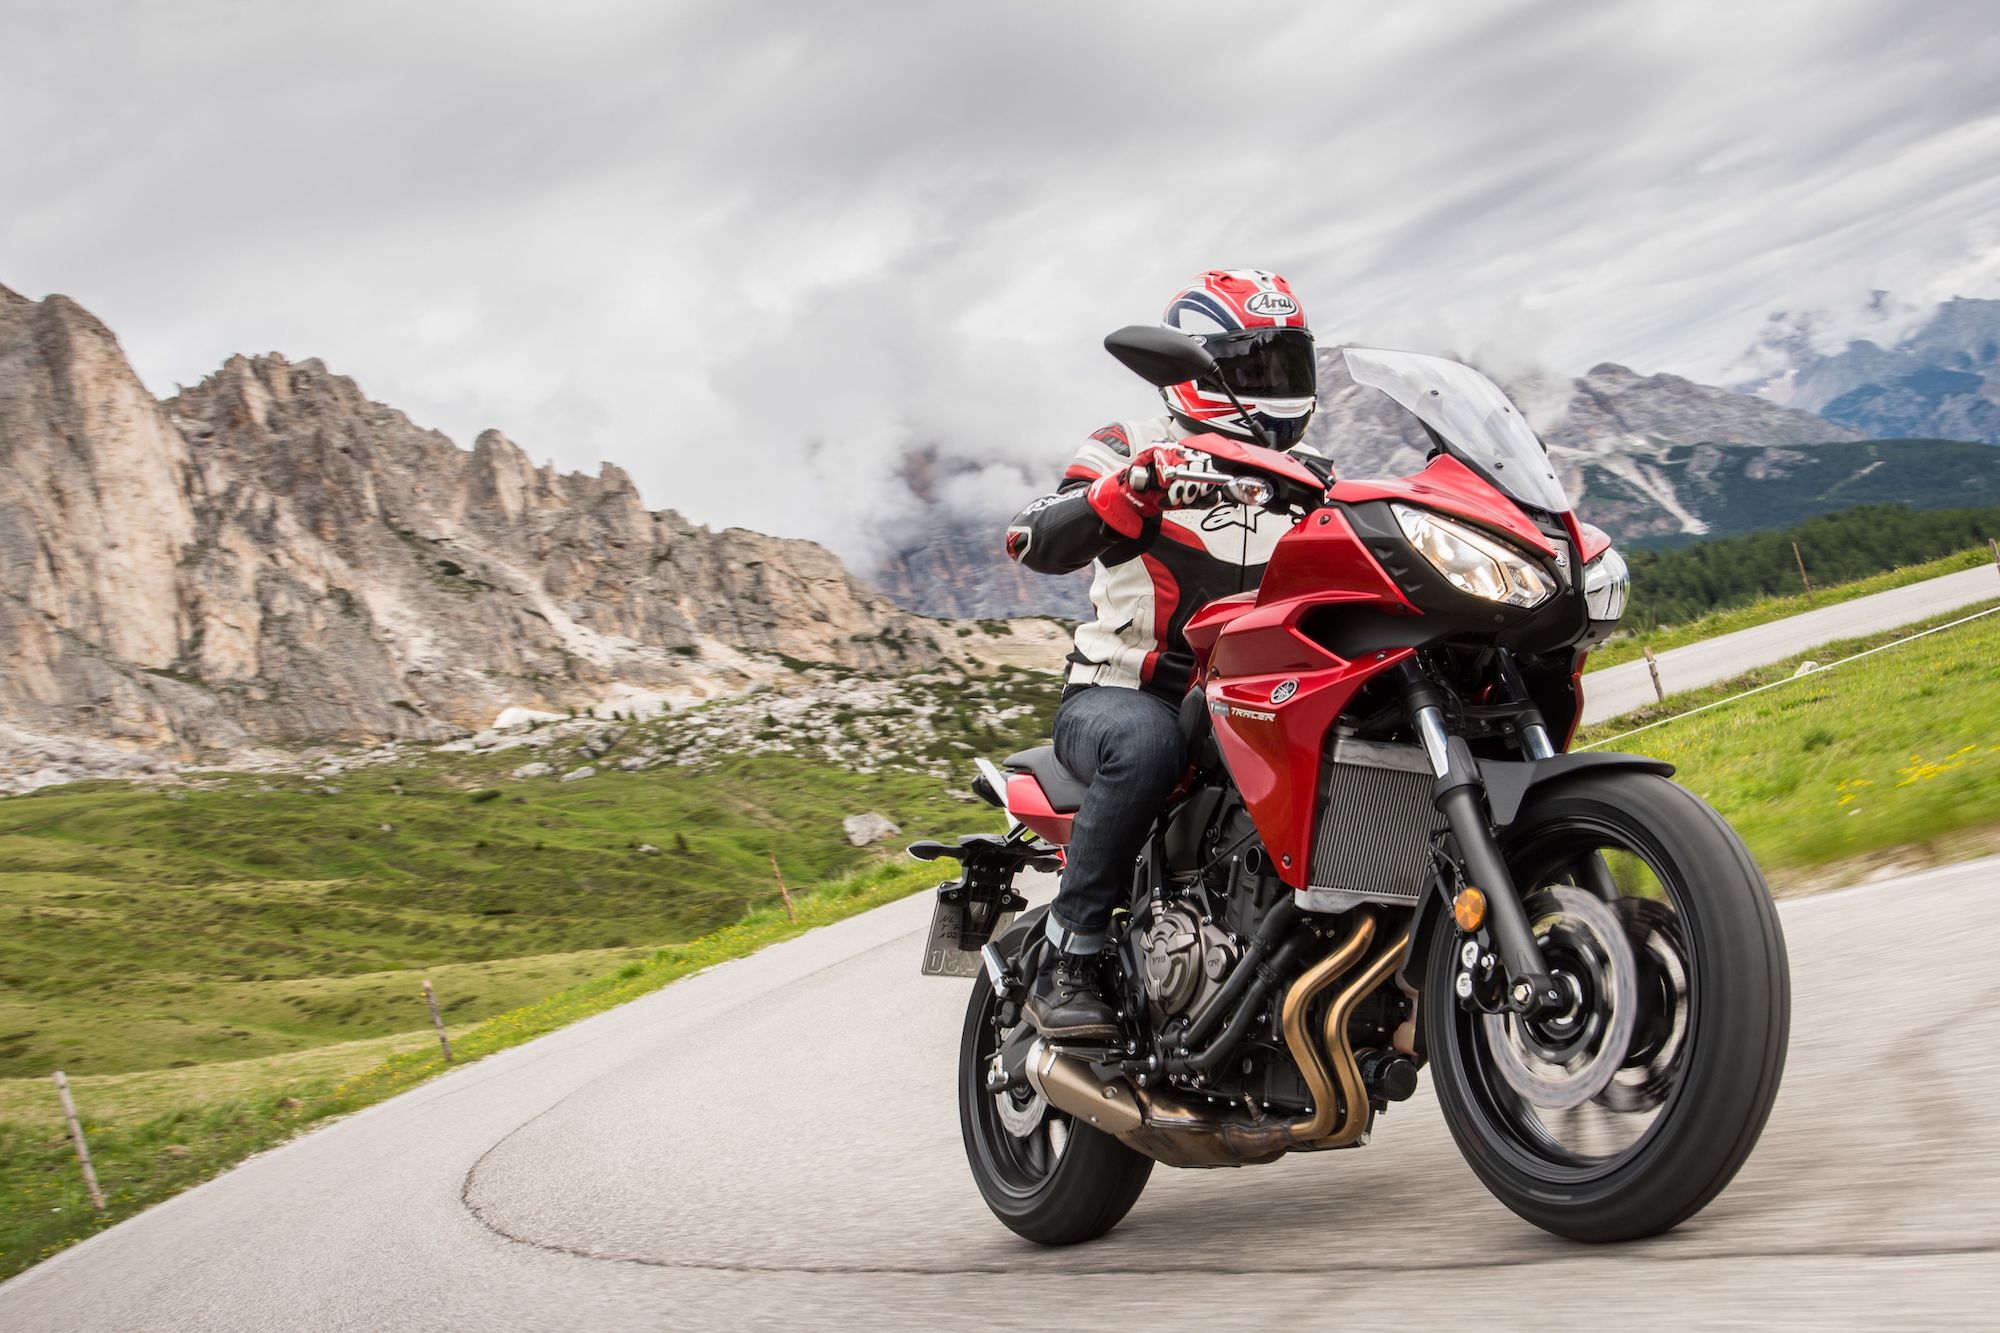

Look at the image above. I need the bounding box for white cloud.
[5,0,1998,564]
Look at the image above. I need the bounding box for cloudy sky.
[6,0,1998,565]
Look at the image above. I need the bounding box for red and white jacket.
[1006,415,1289,703]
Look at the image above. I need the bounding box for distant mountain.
[867,512,1093,620]
[1302,353,1862,541]
[1739,296,2000,444]
[875,350,1877,618]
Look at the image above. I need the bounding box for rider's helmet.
[1161,269,1317,448]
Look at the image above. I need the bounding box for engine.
[1139,795,1291,1029]
[1140,904,1238,1029]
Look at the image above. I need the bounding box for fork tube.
[1495,649,1557,759]
[1398,665,1561,1015]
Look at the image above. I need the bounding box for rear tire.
[1424,771,1790,1242]
[957,910,1153,1246]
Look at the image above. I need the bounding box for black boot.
[1024,951,1119,1042]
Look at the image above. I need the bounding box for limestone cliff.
[0,286,963,764]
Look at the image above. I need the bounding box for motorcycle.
[911,326,1790,1246]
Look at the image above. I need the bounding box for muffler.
[1022,1038,1144,1135]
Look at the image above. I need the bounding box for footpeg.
[981,943,1018,999]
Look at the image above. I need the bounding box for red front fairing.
[1203,454,1560,890]
[1207,650,1412,887]
[1326,454,1558,559]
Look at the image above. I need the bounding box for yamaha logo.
[1243,291,1298,318]
[1271,679,1299,704]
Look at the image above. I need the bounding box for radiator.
[1304,737,1447,909]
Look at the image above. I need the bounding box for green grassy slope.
[0,759,953,1078]
[1580,602,2000,871]
[0,665,1061,1082]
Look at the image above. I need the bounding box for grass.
[1578,600,2000,872]
[0,856,945,1280]
[1589,545,1995,669]
[0,753,980,1080]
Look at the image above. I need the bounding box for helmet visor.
[1205,327,1316,398]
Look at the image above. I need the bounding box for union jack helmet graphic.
[1161,269,1317,447]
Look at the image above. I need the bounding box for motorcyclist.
[1004,269,1321,1040]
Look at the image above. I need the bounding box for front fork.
[1401,664,1565,1017]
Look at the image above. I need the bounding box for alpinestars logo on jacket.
[1005,414,1288,703]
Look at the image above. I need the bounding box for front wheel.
[958,910,1153,1246]
[1424,771,1790,1242]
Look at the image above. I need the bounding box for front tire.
[1424,771,1790,1242]
[957,910,1152,1246]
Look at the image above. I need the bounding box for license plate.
[920,895,1014,978]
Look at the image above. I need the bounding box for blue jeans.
[1045,685,1186,952]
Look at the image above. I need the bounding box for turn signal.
[1452,887,1487,932]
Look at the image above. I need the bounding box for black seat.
[1002,745,1089,813]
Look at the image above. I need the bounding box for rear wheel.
[957,911,1152,1246]
[1424,771,1789,1241]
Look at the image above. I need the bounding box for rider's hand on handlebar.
[1085,445,1188,538]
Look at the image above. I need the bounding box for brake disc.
[1480,887,1639,1110]
[1597,896,1690,1113]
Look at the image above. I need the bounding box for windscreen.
[1207,327,1317,398]
[1342,347,1569,512]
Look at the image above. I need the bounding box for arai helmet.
[1161,269,1317,447]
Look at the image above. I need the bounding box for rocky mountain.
[1738,296,2000,444]
[871,350,1870,617]
[0,285,1048,775]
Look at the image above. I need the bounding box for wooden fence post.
[1643,646,1666,703]
[769,852,798,923]
[52,1071,106,1213]
[1792,542,1815,607]
[421,980,455,1062]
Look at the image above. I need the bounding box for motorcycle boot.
[1024,951,1119,1042]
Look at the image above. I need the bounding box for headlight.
[1583,545,1630,623]
[1392,504,1555,608]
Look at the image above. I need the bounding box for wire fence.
[1579,601,2000,752]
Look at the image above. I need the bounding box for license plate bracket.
[915,834,1037,978]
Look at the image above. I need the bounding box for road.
[3,855,1997,1330]
[1580,562,2000,723]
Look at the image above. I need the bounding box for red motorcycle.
[914,327,1790,1247]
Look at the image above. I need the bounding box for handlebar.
[1129,462,1277,509]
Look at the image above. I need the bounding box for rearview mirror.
[1103,324,1216,388]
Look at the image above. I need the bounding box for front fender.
[1396,751,1677,1005]
[1477,751,1675,828]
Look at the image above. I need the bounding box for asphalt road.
[4,855,1997,1331]
[1580,563,2000,723]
